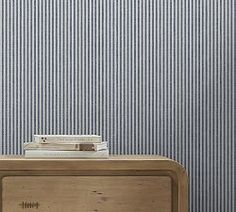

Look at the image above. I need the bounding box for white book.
[24,141,108,151]
[93,142,108,151]
[24,149,109,158]
[34,135,102,144]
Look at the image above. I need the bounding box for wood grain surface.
[0,156,188,212]
[2,176,172,212]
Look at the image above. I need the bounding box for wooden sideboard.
[0,155,188,212]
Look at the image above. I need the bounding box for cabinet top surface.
[0,155,187,173]
[0,155,168,161]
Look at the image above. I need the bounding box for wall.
[0,0,235,212]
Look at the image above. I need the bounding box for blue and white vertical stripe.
[0,1,235,212]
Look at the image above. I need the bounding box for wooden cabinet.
[0,155,187,212]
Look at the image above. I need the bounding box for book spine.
[24,144,89,151]
[24,143,108,151]
[34,136,102,143]
[25,150,109,158]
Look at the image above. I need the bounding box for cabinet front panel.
[2,176,172,212]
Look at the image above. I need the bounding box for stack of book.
[24,135,109,158]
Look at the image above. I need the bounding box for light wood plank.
[2,176,172,212]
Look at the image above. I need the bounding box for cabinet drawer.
[3,176,172,212]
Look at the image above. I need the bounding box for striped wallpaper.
[0,0,235,212]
